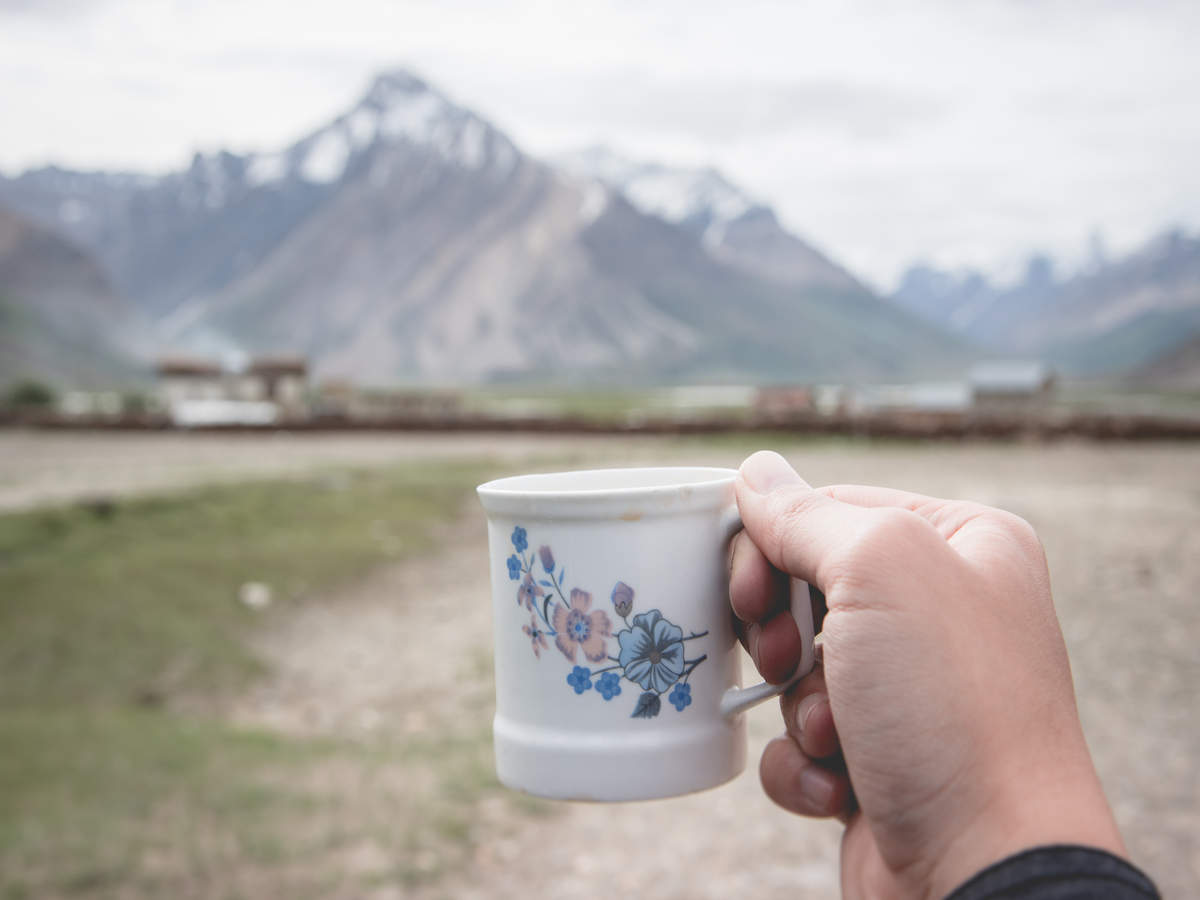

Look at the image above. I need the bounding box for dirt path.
[229,497,845,900]
[229,505,497,740]
[215,440,1199,898]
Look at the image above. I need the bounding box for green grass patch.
[0,707,514,898]
[0,460,527,898]
[0,461,491,707]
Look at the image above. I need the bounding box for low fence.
[4,409,1200,440]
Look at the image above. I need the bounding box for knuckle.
[1000,510,1040,545]
[986,508,1044,557]
[868,506,930,541]
[823,507,931,589]
[851,506,928,555]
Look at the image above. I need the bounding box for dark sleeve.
[945,845,1159,900]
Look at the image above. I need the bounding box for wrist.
[920,755,1125,900]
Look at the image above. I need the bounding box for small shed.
[851,382,972,415]
[969,362,1056,409]
[754,386,815,419]
[157,357,226,407]
[246,356,308,415]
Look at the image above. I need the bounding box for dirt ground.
[4,431,1197,897]
[0,429,645,512]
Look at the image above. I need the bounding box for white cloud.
[1,0,1198,288]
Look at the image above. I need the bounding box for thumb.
[734,451,872,589]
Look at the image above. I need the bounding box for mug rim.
[476,466,737,519]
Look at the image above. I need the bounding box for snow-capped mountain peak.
[555,145,759,245]
[245,68,516,189]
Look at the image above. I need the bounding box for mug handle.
[718,510,818,720]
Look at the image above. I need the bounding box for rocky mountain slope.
[1131,332,1200,388]
[0,208,147,386]
[1,69,965,384]
[554,146,861,292]
[891,230,1200,373]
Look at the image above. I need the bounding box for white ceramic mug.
[477,466,817,801]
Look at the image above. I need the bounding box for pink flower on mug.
[523,615,549,658]
[552,589,612,663]
[517,572,543,609]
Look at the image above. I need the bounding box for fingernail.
[740,451,803,494]
[795,693,827,736]
[798,765,835,810]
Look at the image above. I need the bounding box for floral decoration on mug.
[506,525,708,718]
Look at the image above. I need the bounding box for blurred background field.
[0,431,1196,899]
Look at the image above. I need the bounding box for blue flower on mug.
[668,682,692,712]
[566,665,593,694]
[595,672,622,701]
[510,528,707,719]
[618,610,685,694]
[511,526,528,553]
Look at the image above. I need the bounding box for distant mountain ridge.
[1132,332,1200,388]
[0,207,147,385]
[891,230,1200,373]
[555,145,862,292]
[0,68,966,384]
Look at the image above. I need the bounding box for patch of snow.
[557,146,755,235]
[363,79,506,173]
[379,91,446,144]
[345,107,379,149]
[368,71,429,109]
[622,170,697,221]
[702,174,753,222]
[624,169,751,227]
[579,180,608,225]
[300,129,351,184]
[247,153,288,187]
[558,146,642,185]
[187,154,231,209]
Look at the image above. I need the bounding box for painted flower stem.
[680,654,708,683]
[542,569,570,628]
[682,631,709,641]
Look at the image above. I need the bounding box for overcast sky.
[1,0,1197,290]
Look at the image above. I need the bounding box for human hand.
[730,451,1125,899]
